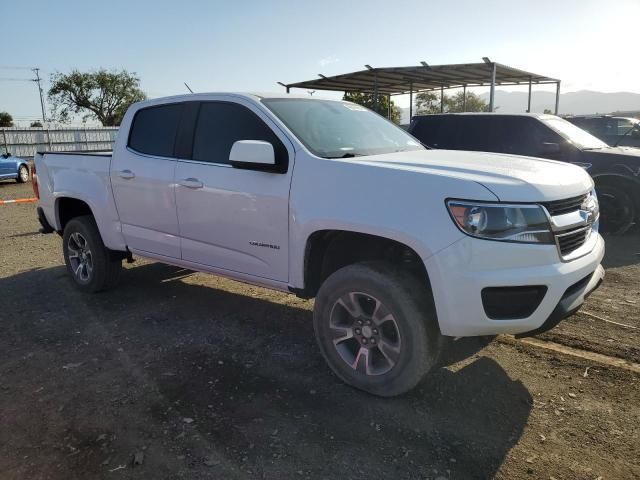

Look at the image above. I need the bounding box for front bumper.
[424,232,605,337]
[514,264,604,337]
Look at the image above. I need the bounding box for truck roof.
[412,112,556,120]
[132,92,343,109]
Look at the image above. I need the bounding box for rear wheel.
[597,183,635,235]
[313,262,444,397]
[62,216,122,292]
[16,165,29,183]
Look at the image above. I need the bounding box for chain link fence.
[1,127,118,159]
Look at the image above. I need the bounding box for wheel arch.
[299,229,433,300]
[593,173,640,211]
[55,196,95,232]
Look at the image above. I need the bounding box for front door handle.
[118,169,135,179]
[178,178,204,189]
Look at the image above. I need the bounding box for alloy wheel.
[329,292,402,376]
[67,232,94,282]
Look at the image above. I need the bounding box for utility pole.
[32,68,47,123]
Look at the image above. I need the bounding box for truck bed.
[36,150,112,157]
[34,151,115,236]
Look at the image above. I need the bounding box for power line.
[0,65,36,70]
[0,66,47,123]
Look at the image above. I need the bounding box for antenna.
[184,82,194,94]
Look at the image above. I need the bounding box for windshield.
[542,117,608,150]
[620,117,640,135]
[262,98,424,158]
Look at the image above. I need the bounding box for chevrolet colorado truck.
[33,93,605,396]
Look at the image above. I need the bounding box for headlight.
[446,200,554,243]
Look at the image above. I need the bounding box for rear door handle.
[118,169,135,179]
[178,178,204,189]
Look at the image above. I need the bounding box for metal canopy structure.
[281,58,561,118]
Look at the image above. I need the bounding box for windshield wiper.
[614,124,640,147]
[324,152,363,159]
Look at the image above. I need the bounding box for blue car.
[0,153,30,183]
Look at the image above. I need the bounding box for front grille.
[542,194,587,216]
[556,226,591,256]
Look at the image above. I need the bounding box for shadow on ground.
[601,229,640,268]
[0,263,532,479]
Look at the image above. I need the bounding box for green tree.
[30,120,43,128]
[445,91,488,112]
[342,92,401,124]
[48,69,146,126]
[543,108,553,114]
[414,91,488,114]
[414,91,443,115]
[0,111,13,127]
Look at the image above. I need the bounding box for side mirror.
[229,140,275,171]
[539,142,560,155]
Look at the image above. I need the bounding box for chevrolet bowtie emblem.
[580,195,598,225]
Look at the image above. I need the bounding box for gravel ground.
[0,181,638,480]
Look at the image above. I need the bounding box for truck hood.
[582,146,640,166]
[351,149,593,202]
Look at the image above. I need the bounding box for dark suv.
[408,113,640,234]
[565,115,640,148]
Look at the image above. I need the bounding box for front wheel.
[62,215,122,293]
[597,183,635,235]
[313,262,444,397]
[16,165,29,183]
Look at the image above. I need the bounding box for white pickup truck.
[33,93,605,396]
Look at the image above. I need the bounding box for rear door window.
[457,116,493,152]
[128,103,183,157]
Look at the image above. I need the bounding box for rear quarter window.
[128,103,183,157]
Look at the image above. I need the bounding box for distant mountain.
[399,90,640,123]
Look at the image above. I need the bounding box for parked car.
[0,153,30,183]
[34,94,604,396]
[565,115,640,148]
[409,113,640,234]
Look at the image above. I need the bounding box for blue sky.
[2,0,639,124]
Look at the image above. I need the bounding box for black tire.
[597,183,635,235]
[16,164,29,183]
[313,261,445,397]
[62,215,122,293]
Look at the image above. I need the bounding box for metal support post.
[33,68,47,123]
[409,82,413,121]
[554,81,561,115]
[527,76,532,113]
[489,62,496,112]
[462,85,467,112]
[374,72,379,110]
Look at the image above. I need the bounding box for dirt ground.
[1,180,639,480]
